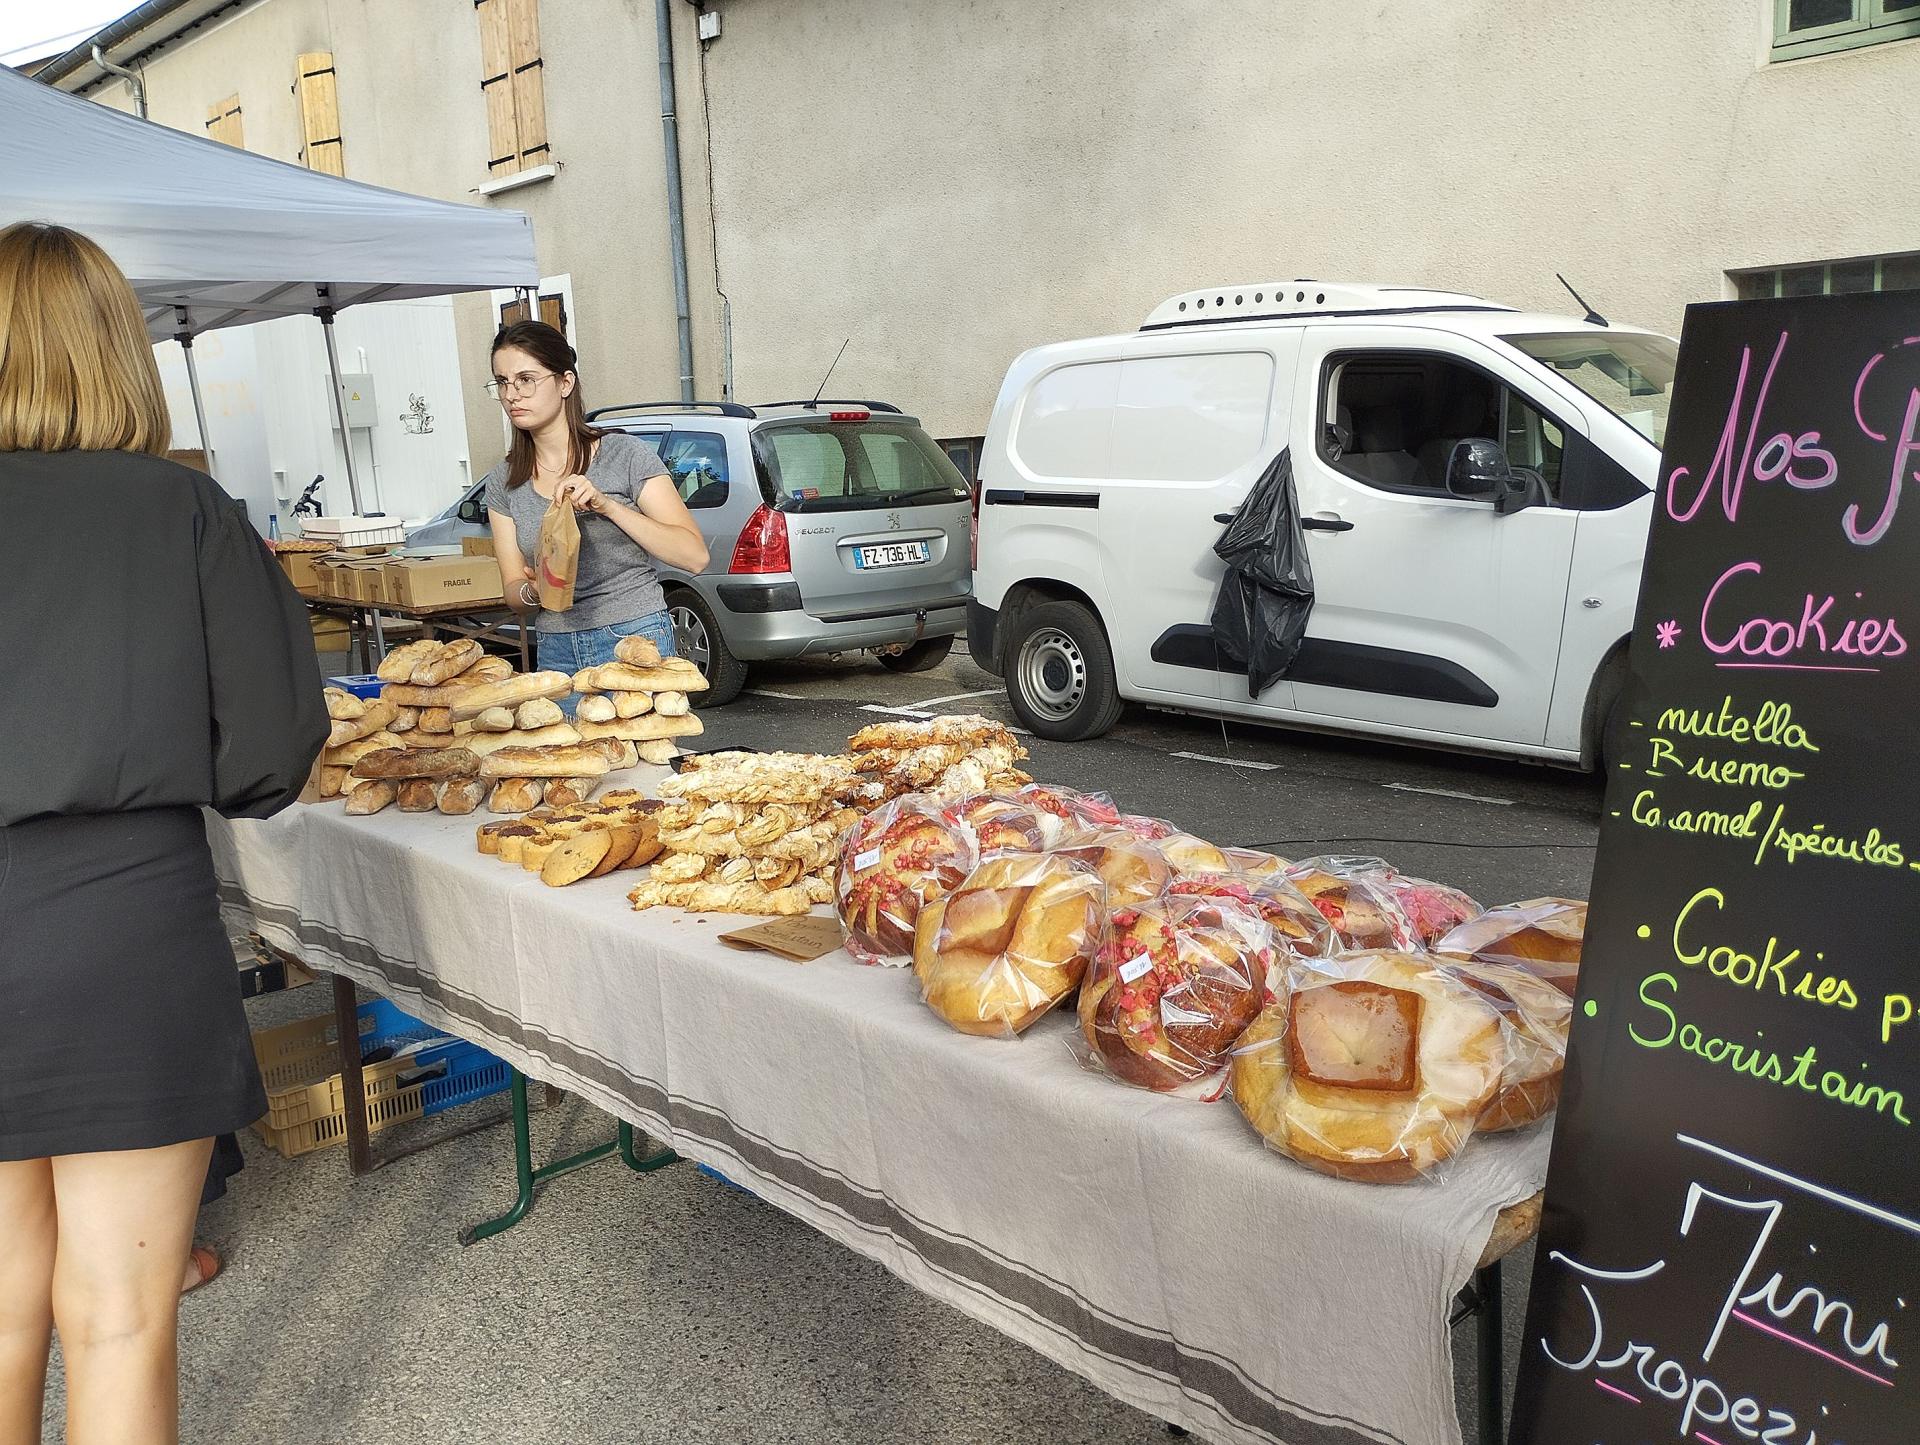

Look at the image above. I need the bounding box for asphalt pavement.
[41,642,1602,1444]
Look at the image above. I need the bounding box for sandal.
[181,1245,222,1296]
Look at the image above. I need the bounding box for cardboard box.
[382,556,504,609]
[336,559,391,603]
[275,550,324,596]
[310,558,353,600]
[461,536,496,558]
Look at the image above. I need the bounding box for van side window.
[1322,353,1565,504]
[659,429,730,510]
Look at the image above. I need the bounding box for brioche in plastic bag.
[1283,856,1416,952]
[1433,897,1586,997]
[836,795,976,967]
[1439,958,1571,1131]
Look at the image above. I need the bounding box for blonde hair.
[0,222,171,455]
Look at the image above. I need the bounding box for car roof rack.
[585,400,757,420]
[755,399,903,414]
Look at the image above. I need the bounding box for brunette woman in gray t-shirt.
[481,321,709,673]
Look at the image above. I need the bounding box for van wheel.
[667,590,748,706]
[877,636,953,673]
[1594,651,1631,774]
[1004,600,1123,741]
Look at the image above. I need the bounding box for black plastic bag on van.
[1210,448,1315,698]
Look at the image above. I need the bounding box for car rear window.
[753,421,971,513]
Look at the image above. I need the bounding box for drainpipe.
[91,44,146,119]
[656,0,696,402]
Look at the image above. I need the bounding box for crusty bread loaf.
[613,691,654,718]
[396,778,439,812]
[324,731,407,767]
[466,655,514,685]
[388,706,419,734]
[319,764,349,798]
[327,696,400,748]
[379,672,496,708]
[615,741,642,769]
[652,691,691,718]
[344,780,397,815]
[576,661,708,694]
[575,694,617,724]
[458,723,582,758]
[444,671,574,722]
[350,746,480,781]
[411,639,485,686]
[515,696,566,730]
[543,777,602,808]
[419,706,454,735]
[409,730,457,750]
[478,745,613,780]
[487,778,543,814]
[437,777,487,816]
[612,635,662,668]
[376,639,441,684]
[636,740,679,766]
[323,687,368,721]
[575,714,704,744]
[471,706,517,732]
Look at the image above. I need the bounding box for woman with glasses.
[482,321,709,674]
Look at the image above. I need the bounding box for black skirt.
[0,808,266,1161]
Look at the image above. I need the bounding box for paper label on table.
[1118,953,1154,984]
[718,914,844,962]
[853,847,882,873]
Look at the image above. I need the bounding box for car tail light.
[728,504,791,573]
[970,480,982,568]
[828,409,870,422]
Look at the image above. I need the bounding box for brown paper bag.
[535,492,580,612]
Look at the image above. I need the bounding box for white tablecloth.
[209,789,1549,1445]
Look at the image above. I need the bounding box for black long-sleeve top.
[1,450,327,827]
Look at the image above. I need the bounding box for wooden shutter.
[295,52,344,175]
[475,0,547,175]
[205,94,243,147]
[537,292,567,336]
[499,296,531,328]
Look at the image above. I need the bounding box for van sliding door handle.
[1302,517,1354,533]
[1213,512,1237,524]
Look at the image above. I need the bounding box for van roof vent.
[1141,282,1513,331]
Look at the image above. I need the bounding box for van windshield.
[1502,332,1678,448]
[753,421,971,514]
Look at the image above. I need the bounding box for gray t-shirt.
[483,432,670,633]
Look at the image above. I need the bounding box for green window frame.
[1733,253,1920,300]
[1772,0,1920,61]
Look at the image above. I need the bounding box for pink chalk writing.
[1731,1309,1897,1387]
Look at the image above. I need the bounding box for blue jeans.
[537,611,677,715]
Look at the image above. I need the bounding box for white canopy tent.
[1,64,537,513]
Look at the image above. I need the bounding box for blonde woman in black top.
[0,223,325,1444]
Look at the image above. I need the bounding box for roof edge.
[35,0,240,90]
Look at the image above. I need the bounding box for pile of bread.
[567,637,707,762]
[628,751,862,917]
[834,782,1586,1184]
[841,716,1032,808]
[474,790,666,887]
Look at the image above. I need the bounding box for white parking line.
[859,705,936,719]
[1381,782,1515,806]
[745,689,807,700]
[1170,751,1281,771]
[911,688,1004,707]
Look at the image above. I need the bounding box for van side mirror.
[457,498,486,525]
[1445,438,1514,499]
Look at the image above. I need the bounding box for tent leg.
[174,315,215,482]
[317,298,366,515]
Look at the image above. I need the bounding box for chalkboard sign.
[1510,290,1920,1442]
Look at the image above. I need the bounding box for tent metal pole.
[316,292,366,514]
[173,310,215,482]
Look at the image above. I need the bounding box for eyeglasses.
[487,370,558,400]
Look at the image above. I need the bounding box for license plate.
[853,541,929,569]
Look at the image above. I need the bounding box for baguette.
[344,780,397,815]
[377,639,441,684]
[419,706,453,735]
[613,635,662,668]
[410,731,457,751]
[323,687,367,721]
[487,779,544,814]
[543,777,602,808]
[458,724,582,758]
[578,661,708,694]
[411,639,484,686]
[438,777,487,816]
[636,740,680,766]
[466,655,514,684]
[380,673,496,708]
[613,691,654,719]
[652,691,691,718]
[541,832,615,887]
[575,714,705,744]
[516,697,566,730]
[350,746,480,781]
[584,738,629,766]
[320,764,349,798]
[575,695,617,724]
[388,706,419,734]
[445,671,575,722]
[324,731,407,767]
[396,778,439,812]
[615,741,642,770]
[478,745,613,780]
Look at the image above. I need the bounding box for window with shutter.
[295,53,344,176]
[205,94,243,147]
[475,0,549,176]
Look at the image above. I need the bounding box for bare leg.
[0,1158,56,1445]
[49,1140,212,1445]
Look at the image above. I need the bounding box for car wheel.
[877,635,954,673]
[667,589,748,706]
[1003,600,1123,741]
[1594,651,1632,774]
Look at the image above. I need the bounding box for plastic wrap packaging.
[1433,897,1587,998]
[1371,872,1482,948]
[836,795,977,967]
[912,852,1107,1038]
[1159,833,1236,878]
[1221,847,1291,878]
[1165,872,1337,973]
[950,793,1065,855]
[1439,958,1572,1131]
[1054,829,1176,911]
[1077,893,1275,1094]
[1283,856,1417,952]
[1114,813,1178,842]
[1014,783,1123,843]
[1229,950,1506,1183]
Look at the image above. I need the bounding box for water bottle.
[267,512,282,542]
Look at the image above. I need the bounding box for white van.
[968,283,1677,768]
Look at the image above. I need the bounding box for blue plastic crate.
[326,673,386,699]
[697,1163,756,1196]
[360,999,512,1119]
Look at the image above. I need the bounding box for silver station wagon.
[409,400,975,703]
